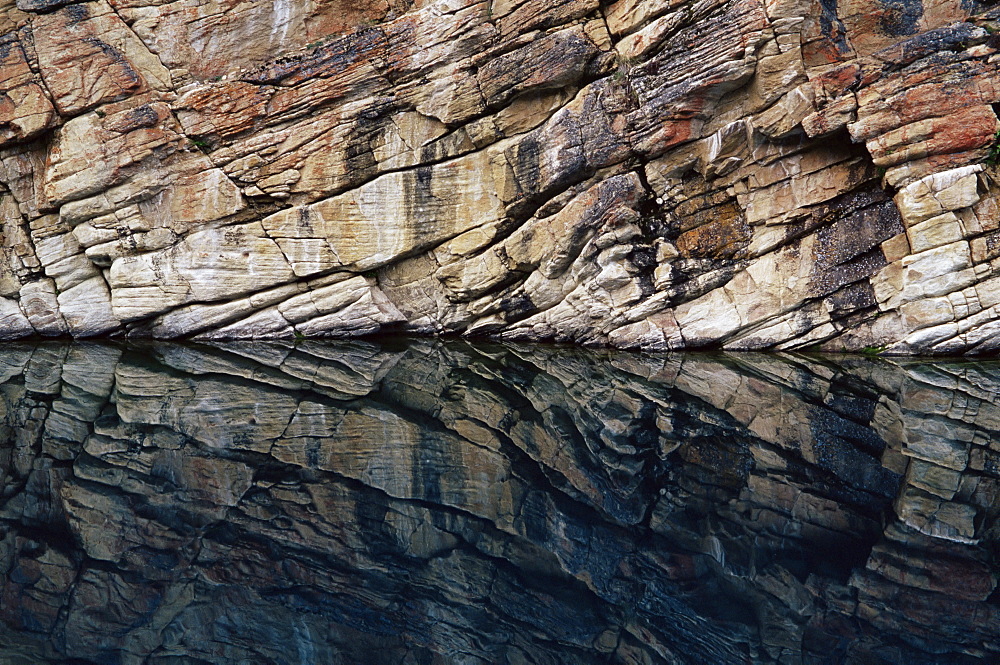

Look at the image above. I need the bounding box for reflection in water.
[0,339,997,664]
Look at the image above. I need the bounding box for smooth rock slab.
[109,222,296,321]
[262,149,507,273]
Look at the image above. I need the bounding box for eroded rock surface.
[0,341,998,663]
[1,0,1000,351]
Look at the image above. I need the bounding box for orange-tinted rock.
[675,202,749,259]
[866,104,999,168]
[32,1,171,116]
[0,32,55,145]
[174,82,273,141]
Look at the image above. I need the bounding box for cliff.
[2,0,1000,353]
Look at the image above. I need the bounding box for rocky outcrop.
[2,0,1000,352]
[0,340,998,663]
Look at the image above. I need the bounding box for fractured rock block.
[43,103,182,206]
[0,33,56,145]
[109,221,296,321]
[262,149,506,274]
[31,0,171,116]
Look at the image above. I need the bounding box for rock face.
[1,0,1000,352]
[0,340,999,663]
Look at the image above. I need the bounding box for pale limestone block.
[45,254,101,293]
[435,221,504,263]
[906,212,963,254]
[948,289,972,320]
[414,69,486,126]
[73,222,118,249]
[522,270,574,311]
[745,159,865,225]
[264,149,506,273]
[901,241,971,281]
[764,0,815,19]
[964,317,1000,348]
[33,232,83,268]
[109,221,295,321]
[374,112,448,172]
[617,10,686,62]
[881,232,910,262]
[899,268,977,305]
[84,228,178,267]
[902,322,958,348]
[277,276,371,323]
[894,179,943,226]
[899,297,954,331]
[975,277,1000,309]
[293,288,405,337]
[0,294,34,340]
[773,320,838,350]
[273,238,340,278]
[932,168,983,211]
[57,276,120,337]
[873,261,904,305]
[897,167,983,224]
[608,312,682,351]
[675,287,742,342]
[19,278,67,336]
[193,309,293,341]
[604,0,676,36]
[148,282,308,338]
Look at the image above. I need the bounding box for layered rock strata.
[2,0,1000,351]
[0,341,998,663]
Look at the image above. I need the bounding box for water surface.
[0,339,997,664]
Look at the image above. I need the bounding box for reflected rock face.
[0,340,998,664]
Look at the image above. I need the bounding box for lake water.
[0,339,996,664]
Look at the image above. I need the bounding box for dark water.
[0,339,997,665]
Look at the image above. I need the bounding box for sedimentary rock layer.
[2,0,1000,352]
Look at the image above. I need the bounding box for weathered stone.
[894,166,983,226]
[262,149,506,274]
[0,33,56,145]
[109,221,296,321]
[0,294,33,339]
[32,0,171,115]
[18,278,66,335]
[906,212,964,254]
[0,0,993,352]
[58,276,120,336]
[43,103,182,207]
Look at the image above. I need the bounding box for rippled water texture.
[0,340,998,664]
